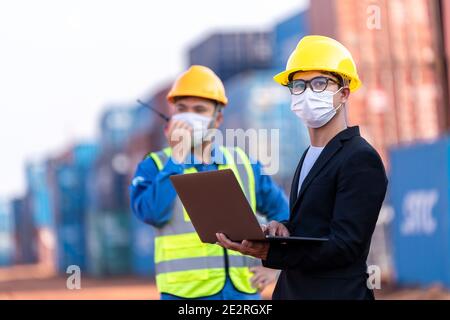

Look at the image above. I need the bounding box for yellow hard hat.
[274,35,362,92]
[167,65,228,105]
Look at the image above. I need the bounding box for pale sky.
[0,0,308,199]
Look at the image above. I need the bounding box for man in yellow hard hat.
[216,36,388,300]
[130,65,289,300]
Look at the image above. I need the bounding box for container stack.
[11,196,37,265]
[46,143,99,274]
[85,107,137,276]
[189,32,273,82]
[25,161,57,272]
[309,0,448,167]
[0,200,14,267]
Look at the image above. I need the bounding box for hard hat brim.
[167,92,228,105]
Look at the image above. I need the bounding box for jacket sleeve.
[253,161,290,222]
[263,149,388,271]
[129,156,184,227]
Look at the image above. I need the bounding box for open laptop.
[170,169,329,244]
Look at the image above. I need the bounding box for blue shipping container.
[100,108,135,151]
[189,32,273,82]
[55,165,86,272]
[26,162,54,228]
[0,200,14,266]
[73,143,99,169]
[54,143,99,274]
[86,211,131,276]
[273,10,309,70]
[130,214,155,277]
[130,102,155,136]
[390,137,450,287]
[57,222,86,272]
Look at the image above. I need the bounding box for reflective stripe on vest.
[147,146,260,298]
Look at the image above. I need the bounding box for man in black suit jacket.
[216,36,388,300]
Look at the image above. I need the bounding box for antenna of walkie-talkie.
[136,99,171,122]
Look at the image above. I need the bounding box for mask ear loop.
[333,86,349,127]
[325,86,348,127]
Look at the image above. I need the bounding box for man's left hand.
[216,233,269,260]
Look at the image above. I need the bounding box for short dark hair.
[288,71,346,87]
[324,72,345,87]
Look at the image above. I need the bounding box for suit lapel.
[296,138,342,204]
[289,147,309,209]
[291,126,361,214]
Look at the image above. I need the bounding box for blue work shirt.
[129,146,289,299]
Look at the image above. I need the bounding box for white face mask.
[171,112,213,146]
[291,88,343,128]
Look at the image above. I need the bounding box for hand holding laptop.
[261,221,290,237]
[216,232,271,260]
[215,221,291,260]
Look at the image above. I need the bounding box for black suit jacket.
[263,126,388,300]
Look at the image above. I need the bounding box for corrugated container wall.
[25,162,54,228]
[189,32,273,82]
[54,164,85,272]
[309,0,448,168]
[389,138,450,287]
[48,143,99,274]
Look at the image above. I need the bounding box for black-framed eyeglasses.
[287,76,341,95]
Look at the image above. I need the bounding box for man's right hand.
[165,119,192,164]
[261,221,290,237]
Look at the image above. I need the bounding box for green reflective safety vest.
[147,146,261,298]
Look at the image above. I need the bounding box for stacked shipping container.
[26,161,56,272]
[0,200,14,266]
[46,143,99,274]
[189,32,273,82]
[85,108,136,276]
[308,0,448,167]
[273,11,309,70]
[11,196,37,264]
